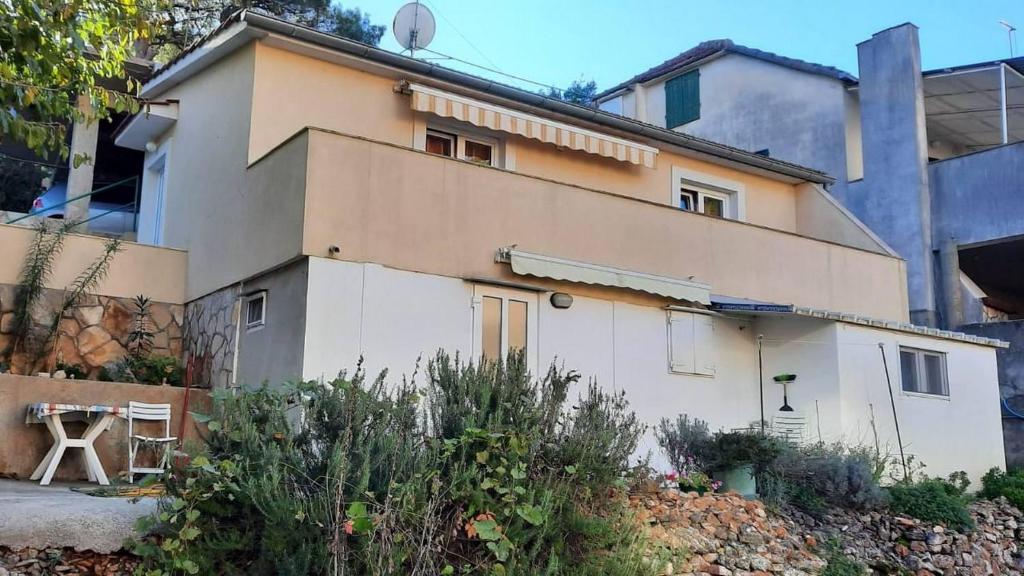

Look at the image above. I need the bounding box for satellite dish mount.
[393,2,436,57]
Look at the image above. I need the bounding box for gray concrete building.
[596,23,1024,465]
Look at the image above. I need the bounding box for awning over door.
[406,82,659,168]
[496,247,711,304]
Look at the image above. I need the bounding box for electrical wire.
[417,0,503,72]
[417,47,563,93]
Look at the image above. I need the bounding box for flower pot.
[717,464,757,497]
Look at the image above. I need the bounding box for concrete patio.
[0,480,158,553]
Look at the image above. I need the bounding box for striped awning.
[496,247,710,304]
[406,82,658,168]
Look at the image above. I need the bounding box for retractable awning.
[406,82,659,168]
[496,247,711,304]
[709,295,1008,348]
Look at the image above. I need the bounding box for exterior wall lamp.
[550,293,573,309]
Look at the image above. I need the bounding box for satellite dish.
[393,2,435,53]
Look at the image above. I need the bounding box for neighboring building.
[596,23,1024,466]
[5,11,1001,481]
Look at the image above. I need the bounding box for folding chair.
[128,401,177,483]
[771,411,807,445]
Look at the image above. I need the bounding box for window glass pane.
[703,196,725,218]
[426,132,454,156]
[246,296,264,326]
[508,300,527,353]
[482,296,502,362]
[679,190,695,211]
[464,140,493,165]
[899,350,918,392]
[923,354,947,395]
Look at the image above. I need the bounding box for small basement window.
[899,347,948,396]
[245,292,266,330]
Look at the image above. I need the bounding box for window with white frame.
[667,310,715,376]
[473,285,536,365]
[671,167,745,221]
[426,128,498,167]
[679,185,730,218]
[899,346,948,396]
[245,292,267,331]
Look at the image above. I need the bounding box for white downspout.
[1001,63,1009,145]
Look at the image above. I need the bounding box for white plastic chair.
[127,402,177,483]
[771,412,807,445]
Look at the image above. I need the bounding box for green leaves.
[0,0,149,158]
[515,504,545,526]
[346,501,374,533]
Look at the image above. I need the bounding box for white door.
[151,159,166,245]
[471,284,539,372]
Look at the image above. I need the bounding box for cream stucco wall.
[247,43,803,232]
[303,129,909,322]
[0,223,186,304]
[142,45,309,300]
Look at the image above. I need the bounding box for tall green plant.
[5,223,68,361]
[134,352,652,576]
[38,237,122,371]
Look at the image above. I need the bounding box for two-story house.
[595,22,1024,466]
[102,11,1006,480]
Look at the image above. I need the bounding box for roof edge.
[145,11,832,185]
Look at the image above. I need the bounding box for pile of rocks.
[784,497,1024,575]
[631,488,826,575]
[0,546,139,575]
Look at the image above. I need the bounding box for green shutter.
[665,70,700,128]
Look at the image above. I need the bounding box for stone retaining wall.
[633,487,1024,576]
[0,284,182,378]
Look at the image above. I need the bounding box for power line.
[417,47,563,94]
[417,0,503,72]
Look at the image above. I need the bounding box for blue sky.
[350,0,1024,93]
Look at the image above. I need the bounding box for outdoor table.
[25,403,127,486]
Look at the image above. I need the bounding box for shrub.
[655,414,712,473]
[980,467,1024,509]
[100,354,183,385]
[819,538,866,576]
[133,351,651,576]
[887,479,974,532]
[765,442,887,512]
[706,430,782,475]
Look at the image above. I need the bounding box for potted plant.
[708,430,781,497]
[666,456,722,495]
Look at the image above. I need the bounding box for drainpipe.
[229,282,244,388]
[940,236,964,329]
[1001,64,1009,145]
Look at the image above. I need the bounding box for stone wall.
[0,284,182,378]
[182,284,239,389]
[633,487,1024,576]
[633,488,826,575]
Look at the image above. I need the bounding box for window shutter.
[665,70,700,128]
[668,311,695,374]
[693,314,716,376]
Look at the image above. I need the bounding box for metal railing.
[4,175,141,235]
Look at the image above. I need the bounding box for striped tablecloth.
[26,403,126,424]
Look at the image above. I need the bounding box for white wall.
[754,316,843,442]
[303,258,474,382]
[299,259,1004,482]
[835,323,1005,486]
